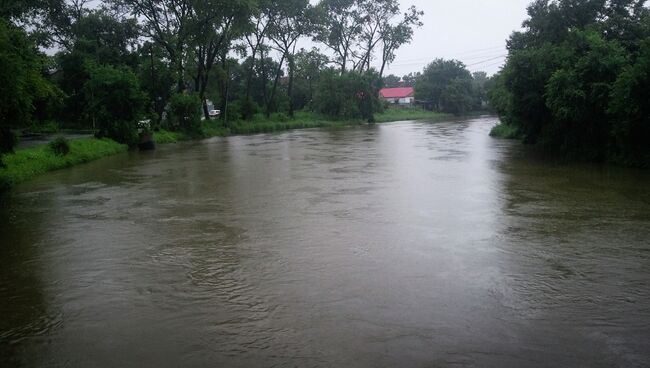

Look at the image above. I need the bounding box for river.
[1,117,649,367]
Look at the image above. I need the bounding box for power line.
[391,45,506,64]
[470,60,508,72]
[466,55,507,67]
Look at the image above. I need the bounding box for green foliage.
[169,93,202,135]
[240,97,259,120]
[414,59,481,115]
[489,122,520,139]
[0,20,61,129]
[312,70,380,121]
[224,99,243,123]
[153,129,188,144]
[489,0,650,166]
[374,108,451,123]
[608,39,650,167]
[84,64,145,145]
[48,136,70,156]
[0,138,127,186]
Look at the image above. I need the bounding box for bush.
[489,122,519,139]
[274,112,289,122]
[169,93,202,135]
[48,136,70,156]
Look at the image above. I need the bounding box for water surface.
[2,117,649,367]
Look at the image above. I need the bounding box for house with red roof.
[379,87,415,106]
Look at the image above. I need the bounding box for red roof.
[379,87,414,99]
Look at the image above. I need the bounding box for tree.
[313,0,361,73]
[313,69,380,121]
[83,64,146,145]
[489,0,650,166]
[382,74,401,88]
[293,48,329,110]
[0,20,60,136]
[376,4,422,77]
[414,59,474,113]
[113,0,196,92]
[189,0,252,119]
[267,0,312,117]
[608,39,650,166]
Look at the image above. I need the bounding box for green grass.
[0,138,127,187]
[375,108,453,123]
[153,129,189,144]
[176,109,451,141]
[489,122,520,139]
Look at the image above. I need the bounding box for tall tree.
[267,0,312,117]
[313,0,361,73]
[113,0,195,92]
[190,0,252,119]
[378,5,423,77]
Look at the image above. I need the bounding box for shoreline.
[0,110,456,193]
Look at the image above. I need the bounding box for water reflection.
[1,117,649,367]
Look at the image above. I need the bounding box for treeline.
[0,0,423,150]
[489,0,650,167]
[383,61,491,115]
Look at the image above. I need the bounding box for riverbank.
[156,109,452,143]
[0,138,127,193]
[489,121,519,139]
[0,109,449,193]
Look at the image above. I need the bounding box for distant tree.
[402,72,419,86]
[313,69,380,121]
[414,59,474,114]
[382,74,401,88]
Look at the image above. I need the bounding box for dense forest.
[489,0,650,167]
[0,0,424,149]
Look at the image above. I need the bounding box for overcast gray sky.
[371,0,533,77]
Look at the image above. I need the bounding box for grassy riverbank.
[1,109,452,193]
[0,138,127,191]
[155,109,451,143]
[489,121,520,139]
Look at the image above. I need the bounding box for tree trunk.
[287,54,295,117]
[266,53,286,118]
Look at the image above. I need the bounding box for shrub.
[489,122,519,139]
[49,136,70,156]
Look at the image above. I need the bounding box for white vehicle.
[208,109,221,118]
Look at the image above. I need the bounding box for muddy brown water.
[1,117,649,367]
